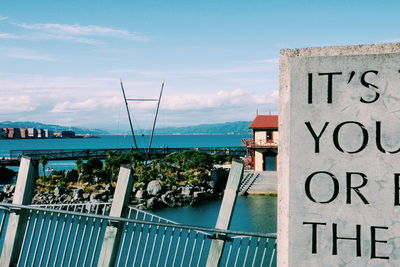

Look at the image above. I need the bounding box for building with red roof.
[242,115,278,171]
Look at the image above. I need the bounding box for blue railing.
[0,203,276,267]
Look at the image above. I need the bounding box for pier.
[1,146,246,166]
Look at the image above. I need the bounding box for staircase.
[239,172,260,195]
[239,171,277,195]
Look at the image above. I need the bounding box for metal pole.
[147,82,164,154]
[120,79,138,150]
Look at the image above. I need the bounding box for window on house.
[266,131,273,141]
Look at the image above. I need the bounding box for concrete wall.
[254,150,264,171]
[279,43,400,266]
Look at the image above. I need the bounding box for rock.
[101,194,109,202]
[181,185,193,196]
[193,191,205,198]
[136,203,147,210]
[73,187,84,200]
[146,197,158,209]
[90,192,103,202]
[3,184,15,194]
[207,180,216,189]
[54,187,66,197]
[135,189,147,199]
[146,180,163,196]
[105,184,114,194]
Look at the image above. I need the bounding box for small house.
[242,115,278,171]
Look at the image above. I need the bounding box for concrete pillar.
[97,165,134,267]
[206,161,244,267]
[0,156,38,267]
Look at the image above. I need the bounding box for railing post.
[0,156,38,267]
[206,160,244,267]
[97,165,134,267]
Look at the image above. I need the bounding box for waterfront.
[0,134,250,170]
[0,134,276,232]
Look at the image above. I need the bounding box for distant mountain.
[143,121,253,135]
[0,121,109,135]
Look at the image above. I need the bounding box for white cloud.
[110,64,274,78]
[0,96,36,113]
[0,33,17,39]
[0,16,8,21]
[15,23,149,42]
[0,47,57,61]
[51,97,120,113]
[160,89,278,111]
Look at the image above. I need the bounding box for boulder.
[181,185,193,196]
[146,180,163,196]
[135,189,147,199]
[3,184,15,194]
[105,184,114,194]
[73,187,84,200]
[90,192,103,202]
[146,197,158,209]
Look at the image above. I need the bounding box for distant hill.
[0,121,109,135]
[144,121,253,135]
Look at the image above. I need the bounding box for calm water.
[154,195,277,233]
[1,134,276,234]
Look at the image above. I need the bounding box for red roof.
[249,115,278,129]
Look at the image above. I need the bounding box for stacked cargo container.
[20,128,28,138]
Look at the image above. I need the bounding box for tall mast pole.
[147,82,164,154]
[120,79,138,150]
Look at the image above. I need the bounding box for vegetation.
[39,155,48,177]
[37,151,237,192]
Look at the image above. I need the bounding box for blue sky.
[0,0,399,132]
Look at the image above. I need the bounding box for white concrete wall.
[254,150,264,171]
[254,130,266,140]
[279,43,400,266]
[273,131,279,142]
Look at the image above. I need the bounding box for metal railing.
[0,203,276,267]
[9,146,247,161]
[241,139,278,148]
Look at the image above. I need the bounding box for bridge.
[1,146,246,166]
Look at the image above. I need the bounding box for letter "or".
[371,226,389,259]
[303,222,327,254]
[332,223,361,257]
[305,171,339,203]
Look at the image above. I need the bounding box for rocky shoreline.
[0,179,221,210]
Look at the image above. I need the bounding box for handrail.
[0,202,277,239]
